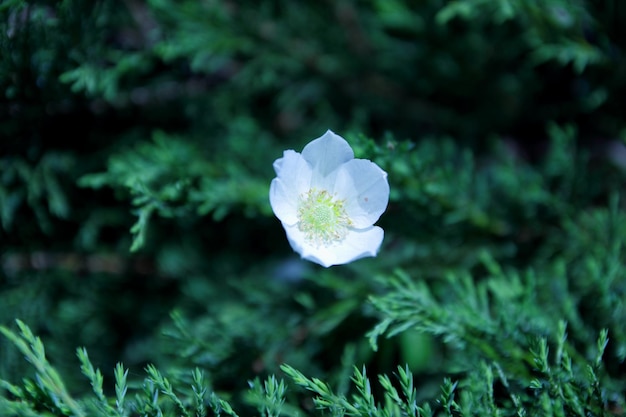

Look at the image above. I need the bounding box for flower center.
[297,189,352,247]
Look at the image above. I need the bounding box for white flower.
[269,130,389,267]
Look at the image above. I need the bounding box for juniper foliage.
[2,0,626,416]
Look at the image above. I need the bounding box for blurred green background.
[1,0,626,415]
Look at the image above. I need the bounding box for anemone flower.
[270,130,389,267]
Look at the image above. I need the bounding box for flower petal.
[269,150,312,225]
[282,223,384,267]
[333,159,389,228]
[302,130,354,189]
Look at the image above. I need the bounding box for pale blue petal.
[333,159,389,228]
[269,150,312,225]
[283,223,384,267]
[301,130,354,189]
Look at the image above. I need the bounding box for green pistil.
[297,189,352,247]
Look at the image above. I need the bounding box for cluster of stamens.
[297,189,352,247]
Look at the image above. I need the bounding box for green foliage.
[6,315,617,417]
[281,363,432,417]
[2,0,626,416]
[245,375,288,417]
[1,153,72,235]
[78,130,272,252]
[0,321,241,417]
[4,128,626,415]
[0,320,85,417]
